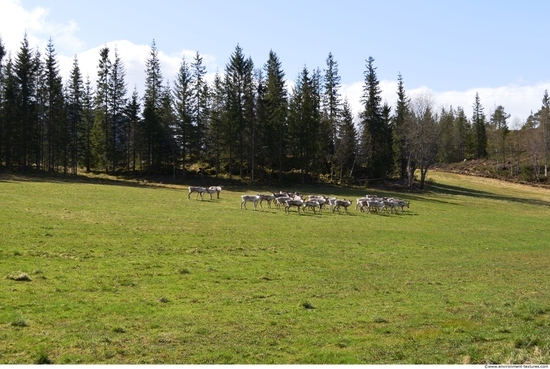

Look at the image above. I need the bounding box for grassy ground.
[0,171,549,364]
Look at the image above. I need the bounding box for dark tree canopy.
[0,34,547,187]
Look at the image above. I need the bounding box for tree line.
[1,35,549,188]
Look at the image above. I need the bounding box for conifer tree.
[33,49,46,170]
[263,50,287,183]
[205,71,225,177]
[539,90,550,177]
[190,52,209,161]
[108,47,128,172]
[322,52,341,181]
[334,99,357,183]
[173,56,193,177]
[124,87,141,172]
[14,34,38,171]
[392,73,410,179]
[159,80,177,178]
[360,57,392,178]
[1,56,17,168]
[288,66,320,183]
[224,45,254,179]
[254,67,267,182]
[0,37,5,166]
[80,75,94,171]
[489,105,510,169]
[43,38,66,172]
[67,55,84,174]
[472,92,488,158]
[93,46,110,170]
[437,106,456,163]
[143,40,165,173]
[456,107,474,160]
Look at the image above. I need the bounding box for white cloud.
[0,0,83,54]
[57,40,217,96]
[342,80,550,127]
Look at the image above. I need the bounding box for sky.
[1,0,549,127]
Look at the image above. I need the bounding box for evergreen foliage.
[360,57,393,178]
[0,34,548,186]
[472,92,488,159]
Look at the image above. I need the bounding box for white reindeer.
[258,194,275,208]
[207,186,223,199]
[284,199,304,214]
[302,200,320,214]
[188,186,207,200]
[241,195,261,210]
[334,199,352,214]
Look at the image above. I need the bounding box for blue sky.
[1,0,549,125]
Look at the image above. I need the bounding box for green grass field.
[1,171,549,364]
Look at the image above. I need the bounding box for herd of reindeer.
[187,185,410,215]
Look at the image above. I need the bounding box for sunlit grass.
[0,171,549,363]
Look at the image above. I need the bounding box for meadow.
[0,171,549,364]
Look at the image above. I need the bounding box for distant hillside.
[431,159,550,190]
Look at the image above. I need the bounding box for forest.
[1,35,549,188]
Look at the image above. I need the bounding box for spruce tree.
[540,90,550,178]
[14,34,37,171]
[173,56,193,177]
[489,105,510,169]
[263,50,287,183]
[67,55,84,174]
[34,49,46,170]
[334,99,357,183]
[124,87,141,172]
[288,66,320,183]
[472,92,488,158]
[143,40,165,173]
[224,45,254,179]
[80,75,94,171]
[437,106,456,163]
[254,67,267,182]
[360,57,392,178]
[205,71,225,177]
[93,46,110,170]
[1,56,17,168]
[108,47,128,172]
[43,39,65,172]
[322,52,341,181]
[0,37,5,166]
[190,52,209,161]
[392,73,409,179]
[159,81,177,178]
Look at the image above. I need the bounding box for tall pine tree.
[288,66,320,183]
[224,45,254,179]
[472,92,488,158]
[14,34,38,171]
[43,39,66,172]
[263,50,288,183]
[66,55,84,174]
[107,47,128,172]
[190,52,209,161]
[360,57,392,178]
[322,52,341,181]
[124,87,141,172]
[334,99,357,183]
[80,75,94,171]
[93,46,110,170]
[143,40,165,173]
[172,55,193,177]
[392,73,409,180]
